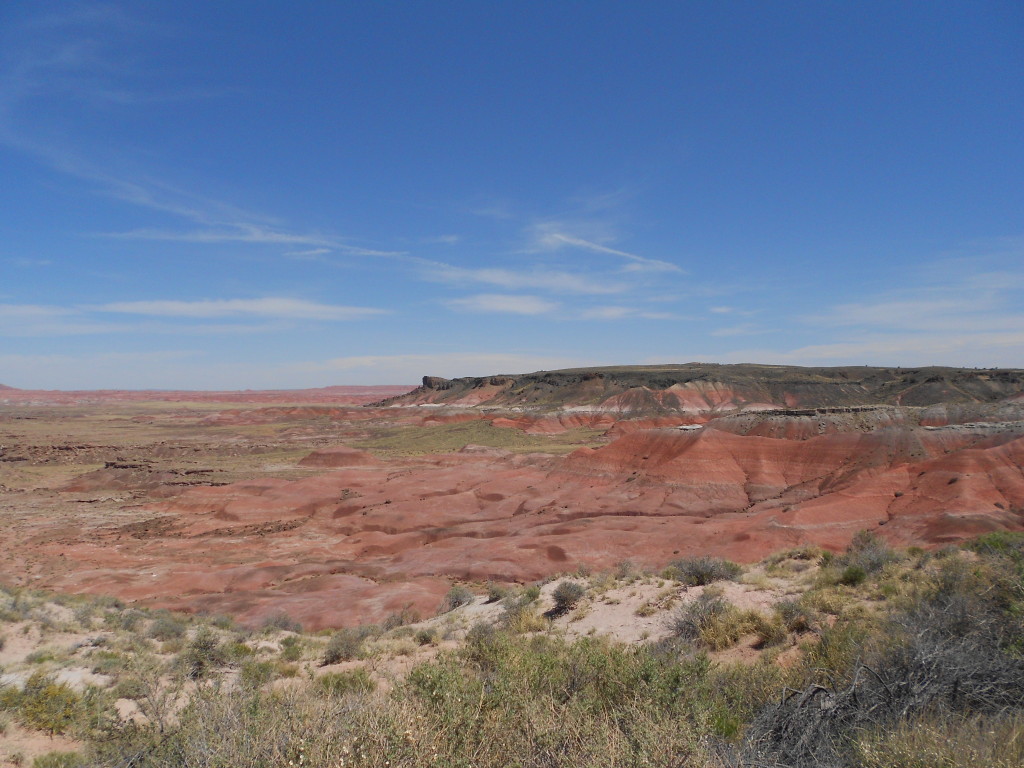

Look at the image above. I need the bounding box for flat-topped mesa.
[371,364,1024,414]
[422,376,453,390]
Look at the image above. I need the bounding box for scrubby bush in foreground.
[549,580,586,615]
[734,555,1024,768]
[6,535,1022,768]
[838,529,897,575]
[322,625,377,665]
[664,556,742,586]
[437,584,475,613]
[177,627,225,680]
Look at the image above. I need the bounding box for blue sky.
[1,1,1022,389]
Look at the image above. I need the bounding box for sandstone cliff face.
[375,364,1024,414]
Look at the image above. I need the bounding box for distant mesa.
[375,364,1024,414]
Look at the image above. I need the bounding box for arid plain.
[2,364,1023,630]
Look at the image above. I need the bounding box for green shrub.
[103,608,145,632]
[223,640,254,662]
[209,614,236,630]
[840,529,897,574]
[550,580,586,615]
[0,684,20,710]
[614,559,636,580]
[146,614,186,641]
[775,599,817,633]
[764,545,823,565]
[274,661,299,678]
[500,590,547,633]
[316,668,375,697]
[178,627,225,680]
[664,556,742,586]
[465,620,498,648]
[484,582,508,603]
[964,530,1024,562]
[279,635,303,662]
[740,569,1024,768]
[31,752,84,768]
[322,626,376,665]
[17,672,82,735]
[415,628,439,646]
[88,651,126,677]
[239,660,276,688]
[839,564,867,586]
[670,590,732,646]
[750,614,787,648]
[382,607,420,631]
[261,613,302,633]
[110,677,146,701]
[438,584,475,613]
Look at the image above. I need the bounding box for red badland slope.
[28,417,1024,630]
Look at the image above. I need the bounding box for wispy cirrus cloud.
[95,298,387,321]
[543,232,682,273]
[710,323,771,337]
[0,303,124,336]
[710,331,1024,369]
[421,234,462,245]
[528,221,682,273]
[0,9,401,262]
[285,248,332,258]
[714,256,1024,367]
[422,261,622,295]
[580,306,680,321]
[0,298,387,337]
[98,223,402,257]
[445,294,558,315]
[807,270,1024,334]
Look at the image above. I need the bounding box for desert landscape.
[2,364,1023,630]
[3,3,1021,765]
[2,364,1024,766]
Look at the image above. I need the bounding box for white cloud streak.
[0,303,124,336]
[580,306,679,320]
[0,11,401,262]
[98,224,402,257]
[445,294,558,315]
[95,298,387,321]
[710,323,770,337]
[807,269,1024,334]
[423,261,623,295]
[528,221,683,273]
[709,332,1024,368]
[0,298,387,336]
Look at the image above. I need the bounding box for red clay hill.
[2,364,1023,629]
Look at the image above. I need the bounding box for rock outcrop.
[375,364,1024,414]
